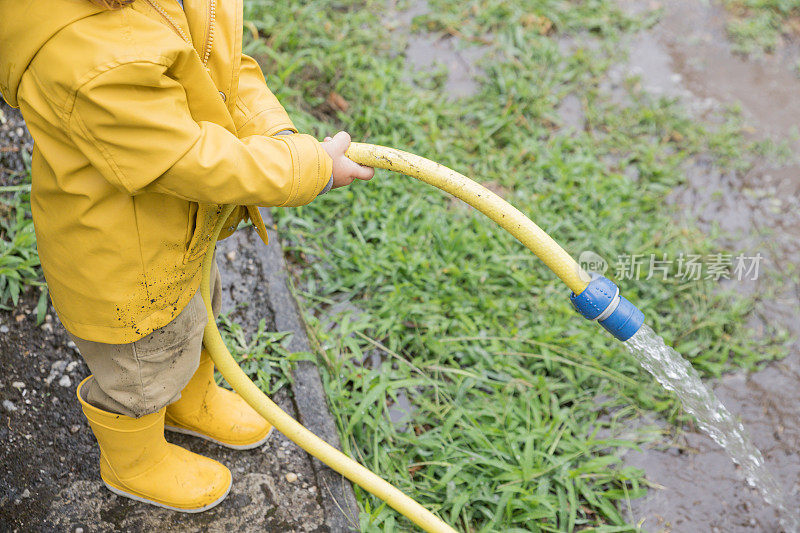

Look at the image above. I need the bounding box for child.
[0,0,373,512]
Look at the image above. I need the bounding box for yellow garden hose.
[346,143,591,294]
[202,143,642,532]
[203,205,457,533]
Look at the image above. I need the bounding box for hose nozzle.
[569,273,644,342]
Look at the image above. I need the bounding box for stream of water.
[625,324,800,532]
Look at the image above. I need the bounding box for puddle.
[624,358,800,532]
[405,34,486,98]
[656,0,800,145]
[618,0,800,145]
[386,390,413,429]
[620,0,800,332]
[555,93,586,131]
[374,1,800,527]
[605,1,800,530]
[383,0,487,99]
[347,1,800,527]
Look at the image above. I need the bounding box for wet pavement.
[610,1,800,530]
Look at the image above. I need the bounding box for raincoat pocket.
[184,203,224,263]
[246,206,269,247]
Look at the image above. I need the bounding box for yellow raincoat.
[0,0,332,342]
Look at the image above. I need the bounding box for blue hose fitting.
[569,273,644,342]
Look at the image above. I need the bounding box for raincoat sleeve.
[232,53,296,138]
[68,60,332,207]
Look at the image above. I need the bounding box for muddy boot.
[165,349,272,449]
[77,377,231,512]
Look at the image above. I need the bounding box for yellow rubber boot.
[165,349,273,450]
[77,377,232,512]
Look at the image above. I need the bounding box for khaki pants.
[71,261,222,418]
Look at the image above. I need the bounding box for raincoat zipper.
[144,0,216,68]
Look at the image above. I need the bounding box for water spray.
[201,143,797,532]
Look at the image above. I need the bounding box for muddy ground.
[612,1,800,531]
[0,101,357,531]
[0,234,345,532]
[384,0,800,529]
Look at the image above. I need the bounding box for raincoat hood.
[0,1,101,107]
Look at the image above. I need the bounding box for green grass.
[0,160,47,322]
[242,0,786,530]
[723,0,800,54]
[217,312,309,395]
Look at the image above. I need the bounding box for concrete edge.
[256,207,360,533]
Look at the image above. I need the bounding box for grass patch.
[217,312,308,395]
[723,0,800,54]
[0,161,47,323]
[243,0,786,530]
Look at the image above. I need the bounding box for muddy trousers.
[69,261,222,418]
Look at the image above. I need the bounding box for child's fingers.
[344,159,374,181]
[329,131,351,154]
[355,164,375,181]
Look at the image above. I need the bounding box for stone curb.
[257,208,360,533]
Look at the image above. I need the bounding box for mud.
[0,252,328,532]
[384,0,486,99]
[657,1,800,146]
[0,165,348,531]
[607,1,800,530]
[0,103,32,186]
[381,1,800,528]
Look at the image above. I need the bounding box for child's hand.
[321,131,375,189]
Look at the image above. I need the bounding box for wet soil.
[383,1,800,528]
[0,120,339,531]
[0,103,32,185]
[608,1,800,530]
[0,254,330,532]
[384,0,486,99]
